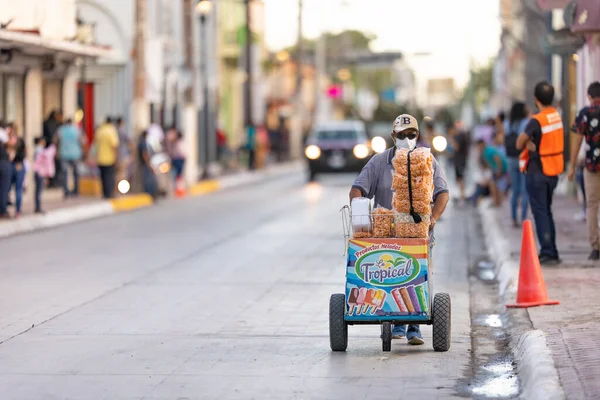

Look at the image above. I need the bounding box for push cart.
[329,207,451,352]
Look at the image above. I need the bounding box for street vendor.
[349,114,450,345]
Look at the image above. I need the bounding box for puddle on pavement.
[473,375,519,398]
[472,314,504,328]
[476,261,497,281]
[467,256,520,399]
[472,359,519,398]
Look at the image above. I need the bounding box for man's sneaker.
[406,328,425,345]
[392,325,406,339]
[589,250,600,261]
[539,255,561,266]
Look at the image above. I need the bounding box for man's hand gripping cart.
[329,207,451,352]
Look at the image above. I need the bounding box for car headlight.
[353,144,369,159]
[371,136,387,153]
[305,145,321,160]
[432,135,448,152]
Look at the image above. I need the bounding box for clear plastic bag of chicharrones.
[372,207,394,237]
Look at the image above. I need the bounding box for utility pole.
[182,0,198,184]
[183,0,194,104]
[131,0,149,192]
[296,0,303,99]
[245,0,254,169]
[290,0,304,160]
[133,0,149,137]
[314,34,325,124]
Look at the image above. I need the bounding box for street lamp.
[196,0,212,14]
[196,0,212,179]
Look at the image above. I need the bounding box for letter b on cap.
[402,117,411,125]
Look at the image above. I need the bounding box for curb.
[477,202,565,400]
[512,330,566,400]
[0,162,302,239]
[0,202,114,239]
[187,161,302,196]
[478,202,518,296]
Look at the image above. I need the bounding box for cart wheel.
[432,293,451,352]
[381,322,392,352]
[329,294,348,352]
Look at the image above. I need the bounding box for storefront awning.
[0,29,112,59]
[571,0,600,33]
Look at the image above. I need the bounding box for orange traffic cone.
[175,176,186,198]
[506,220,559,308]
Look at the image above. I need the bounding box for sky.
[263,0,502,91]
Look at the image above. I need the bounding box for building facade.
[0,0,110,182]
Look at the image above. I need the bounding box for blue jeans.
[507,157,528,223]
[0,160,11,215]
[171,158,185,179]
[11,163,25,213]
[526,172,559,258]
[34,173,44,212]
[62,159,79,196]
[142,165,158,198]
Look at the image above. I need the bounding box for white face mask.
[396,137,417,150]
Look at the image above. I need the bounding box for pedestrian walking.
[246,124,256,170]
[350,114,450,345]
[517,81,564,265]
[58,118,84,198]
[166,127,186,181]
[568,81,600,260]
[93,117,120,199]
[504,102,530,227]
[447,122,470,202]
[8,124,26,218]
[32,137,56,214]
[0,123,11,219]
[43,110,63,188]
[138,130,157,198]
[573,139,587,222]
[476,139,508,207]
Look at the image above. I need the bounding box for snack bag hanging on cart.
[391,147,434,238]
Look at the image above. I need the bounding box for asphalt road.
[0,169,477,400]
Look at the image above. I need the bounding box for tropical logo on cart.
[355,248,420,286]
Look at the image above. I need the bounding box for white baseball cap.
[393,114,419,134]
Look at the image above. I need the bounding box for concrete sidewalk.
[0,161,303,239]
[481,194,600,399]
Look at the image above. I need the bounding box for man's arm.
[431,157,450,230]
[349,188,363,202]
[568,109,588,180]
[516,119,540,151]
[516,132,530,151]
[349,157,377,203]
[430,192,449,230]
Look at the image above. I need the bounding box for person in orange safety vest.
[515,81,564,265]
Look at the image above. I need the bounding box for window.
[316,130,359,141]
